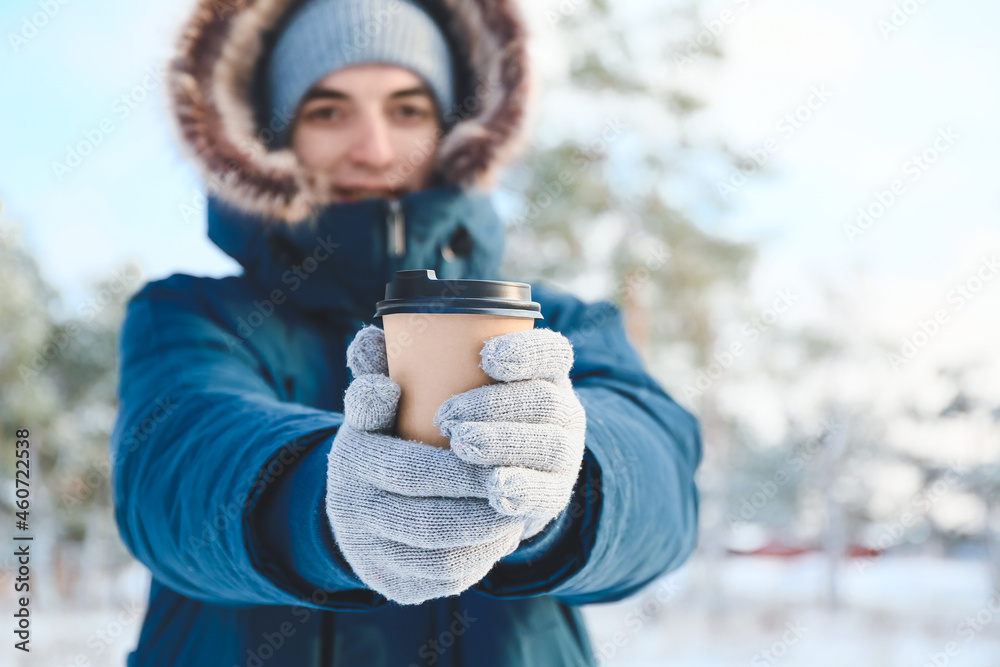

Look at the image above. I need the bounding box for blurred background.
[2,0,999,664]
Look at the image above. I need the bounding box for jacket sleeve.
[472,289,703,605]
[109,276,388,611]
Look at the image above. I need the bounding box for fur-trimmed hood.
[167,0,535,223]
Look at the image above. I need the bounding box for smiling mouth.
[335,187,405,202]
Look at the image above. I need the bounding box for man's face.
[290,64,442,202]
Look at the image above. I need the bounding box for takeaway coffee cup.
[373,269,543,449]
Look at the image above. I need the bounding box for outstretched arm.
[473,287,703,604]
[110,275,386,610]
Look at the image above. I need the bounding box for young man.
[110,0,703,664]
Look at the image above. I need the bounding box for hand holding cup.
[434,327,587,541]
[325,325,525,605]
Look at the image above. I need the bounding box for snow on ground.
[581,552,1000,666]
[7,553,998,665]
[9,599,143,667]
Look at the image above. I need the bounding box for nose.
[347,112,395,169]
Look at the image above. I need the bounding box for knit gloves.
[325,324,586,605]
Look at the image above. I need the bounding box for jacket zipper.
[320,610,334,666]
[386,198,406,258]
[451,596,464,667]
[316,202,401,666]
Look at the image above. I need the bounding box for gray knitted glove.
[325,325,523,606]
[434,327,587,541]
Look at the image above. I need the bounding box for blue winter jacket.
[109,184,702,665]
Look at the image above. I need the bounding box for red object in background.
[727,537,883,559]
[727,537,816,557]
[845,544,882,559]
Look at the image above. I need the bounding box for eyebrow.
[299,85,434,105]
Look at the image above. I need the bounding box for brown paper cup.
[383,313,534,448]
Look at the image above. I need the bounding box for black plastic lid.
[374,269,543,319]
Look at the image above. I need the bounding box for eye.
[303,105,343,122]
[394,104,431,121]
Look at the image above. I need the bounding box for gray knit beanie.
[266,0,456,147]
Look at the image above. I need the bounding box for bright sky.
[685,0,1000,303]
[1,0,997,329]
